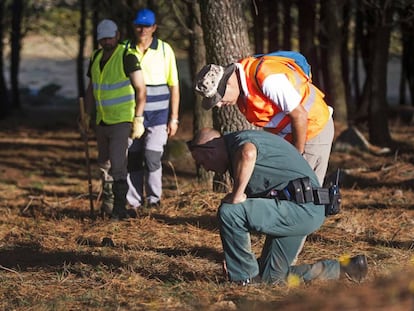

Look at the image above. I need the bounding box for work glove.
[131,116,145,139]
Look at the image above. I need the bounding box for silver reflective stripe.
[305,85,317,111]
[96,94,135,107]
[144,99,169,111]
[265,116,291,136]
[92,80,131,91]
[279,124,291,135]
[265,70,317,132]
[144,84,170,111]
[265,112,286,128]
[146,84,169,96]
[290,70,315,112]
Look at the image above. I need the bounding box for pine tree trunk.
[0,0,10,119]
[297,0,320,87]
[11,0,23,110]
[199,0,255,192]
[190,0,212,183]
[319,0,348,124]
[77,0,86,98]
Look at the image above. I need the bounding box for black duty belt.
[265,177,341,216]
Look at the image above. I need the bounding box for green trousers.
[218,198,340,284]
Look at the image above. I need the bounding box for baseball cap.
[133,8,156,26]
[194,63,236,110]
[97,19,118,40]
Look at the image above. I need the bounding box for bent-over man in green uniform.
[187,128,368,285]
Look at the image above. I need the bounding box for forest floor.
[0,102,413,310]
[0,34,413,310]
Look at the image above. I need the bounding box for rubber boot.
[111,180,129,220]
[100,169,114,218]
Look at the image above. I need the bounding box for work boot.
[101,179,114,217]
[99,169,114,217]
[340,254,368,283]
[111,180,129,221]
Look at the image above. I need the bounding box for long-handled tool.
[79,97,95,219]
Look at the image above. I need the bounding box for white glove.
[131,116,145,139]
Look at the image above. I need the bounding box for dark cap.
[194,63,236,110]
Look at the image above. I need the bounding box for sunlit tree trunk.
[199,0,254,192]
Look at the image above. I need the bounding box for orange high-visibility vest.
[237,56,330,141]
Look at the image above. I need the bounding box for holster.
[325,184,341,216]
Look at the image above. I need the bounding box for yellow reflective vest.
[90,44,135,125]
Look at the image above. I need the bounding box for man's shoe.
[127,208,138,218]
[110,210,130,221]
[340,254,368,283]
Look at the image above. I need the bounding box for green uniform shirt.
[224,130,320,197]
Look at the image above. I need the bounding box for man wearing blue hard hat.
[126,8,180,212]
[134,8,156,26]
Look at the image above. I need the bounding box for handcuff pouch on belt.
[267,177,341,216]
[285,177,314,204]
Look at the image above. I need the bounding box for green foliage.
[30,6,83,37]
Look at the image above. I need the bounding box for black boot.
[111,180,129,221]
[340,255,368,283]
[99,168,114,218]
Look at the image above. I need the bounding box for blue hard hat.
[133,8,155,26]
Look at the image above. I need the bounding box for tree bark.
[0,0,10,119]
[77,0,86,98]
[319,0,348,124]
[367,7,393,146]
[281,0,292,50]
[92,0,99,50]
[350,4,364,119]
[297,0,320,88]
[199,0,254,192]
[356,1,393,146]
[267,0,280,52]
[199,0,253,134]
[189,0,212,183]
[190,1,210,132]
[400,5,414,108]
[11,0,23,110]
[341,1,352,117]
[251,0,265,54]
